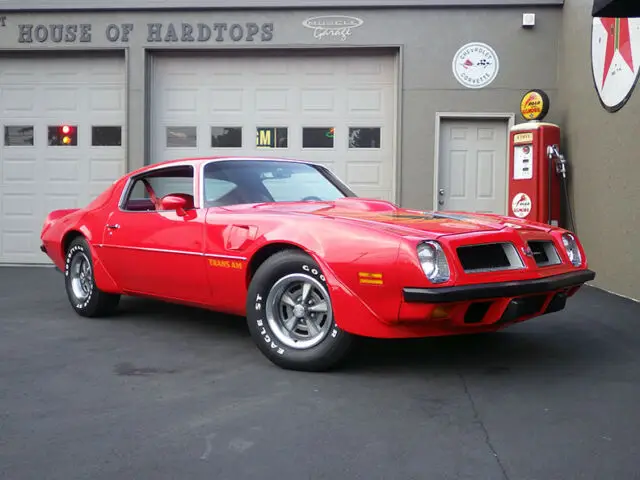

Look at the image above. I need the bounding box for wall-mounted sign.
[591,17,640,112]
[519,89,550,121]
[302,15,363,41]
[452,42,499,89]
[16,21,274,44]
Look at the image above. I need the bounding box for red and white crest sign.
[591,17,640,112]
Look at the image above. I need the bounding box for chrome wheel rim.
[265,273,333,349]
[69,252,93,302]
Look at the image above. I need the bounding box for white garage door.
[152,51,397,201]
[0,54,126,265]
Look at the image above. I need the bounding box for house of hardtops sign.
[14,21,274,44]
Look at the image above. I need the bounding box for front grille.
[497,294,548,325]
[456,242,524,273]
[528,240,562,267]
[464,301,493,324]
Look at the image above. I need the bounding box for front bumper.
[403,269,596,303]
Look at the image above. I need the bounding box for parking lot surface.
[2,266,640,480]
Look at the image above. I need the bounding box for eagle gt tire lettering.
[64,237,120,317]
[246,250,353,372]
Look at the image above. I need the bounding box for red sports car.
[40,157,595,371]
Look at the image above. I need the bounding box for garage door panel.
[210,88,245,113]
[45,158,79,182]
[0,55,126,265]
[89,157,124,182]
[2,157,38,182]
[2,88,36,115]
[90,87,125,112]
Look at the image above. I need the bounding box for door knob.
[438,188,445,196]
[438,199,444,206]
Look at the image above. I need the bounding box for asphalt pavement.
[1,266,640,480]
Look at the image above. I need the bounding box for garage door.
[152,51,397,201]
[0,54,126,265]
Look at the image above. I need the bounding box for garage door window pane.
[4,126,34,146]
[211,127,242,148]
[349,127,381,149]
[256,127,288,149]
[303,127,334,149]
[48,125,77,146]
[92,126,122,147]
[167,127,197,148]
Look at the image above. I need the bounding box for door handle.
[438,188,445,196]
[106,224,120,230]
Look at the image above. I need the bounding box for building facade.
[559,0,640,301]
[4,0,636,302]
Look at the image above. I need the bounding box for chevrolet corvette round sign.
[511,193,532,218]
[591,17,640,112]
[452,42,499,89]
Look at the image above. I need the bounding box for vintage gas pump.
[508,89,571,229]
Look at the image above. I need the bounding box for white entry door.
[437,118,508,214]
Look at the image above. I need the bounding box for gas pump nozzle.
[546,143,575,232]
[547,144,567,179]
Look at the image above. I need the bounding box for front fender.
[285,225,405,337]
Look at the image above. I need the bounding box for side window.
[204,178,238,204]
[122,165,195,212]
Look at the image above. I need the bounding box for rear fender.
[57,223,121,294]
[85,243,121,294]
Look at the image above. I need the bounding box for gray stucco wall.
[0,0,565,10]
[558,0,640,301]
[0,6,562,210]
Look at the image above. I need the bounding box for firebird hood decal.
[239,199,555,237]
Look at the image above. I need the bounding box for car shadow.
[112,294,613,378]
[116,296,252,339]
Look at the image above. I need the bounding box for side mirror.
[160,194,188,216]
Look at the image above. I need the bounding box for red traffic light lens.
[61,125,71,134]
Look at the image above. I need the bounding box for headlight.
[561,233,582,267]
[417,241,450,284]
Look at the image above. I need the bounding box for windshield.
[202,160,354,207]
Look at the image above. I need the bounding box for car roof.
[127,156,319,177]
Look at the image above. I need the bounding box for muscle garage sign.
[16,21,275,44]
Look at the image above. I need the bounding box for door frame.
[433,112,516,214]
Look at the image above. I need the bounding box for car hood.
[238,198,555,237]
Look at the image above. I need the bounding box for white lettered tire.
[64,237,120,317]
[246,250,353,371]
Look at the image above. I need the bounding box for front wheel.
[246,250,353,371]
[64,237,120,317]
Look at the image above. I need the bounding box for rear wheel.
[64,237,120,317]
[246,250,353,371]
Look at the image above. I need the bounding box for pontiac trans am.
[40,157,596,371]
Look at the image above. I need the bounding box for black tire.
[64,237,120,317]
[246,250,353,372]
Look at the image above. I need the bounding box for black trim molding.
[403,269,596,303]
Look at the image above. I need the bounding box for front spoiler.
[403,269,596,303]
